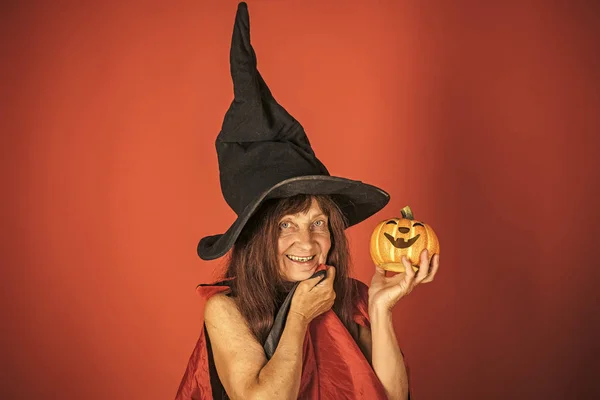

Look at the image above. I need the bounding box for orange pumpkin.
[370,205,440,273]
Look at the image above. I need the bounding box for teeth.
[286,255,315,262]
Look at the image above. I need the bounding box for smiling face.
[277,198,332,282]
[383,219,425,249]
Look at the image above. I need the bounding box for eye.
[313,220,326,227]
[279,221,292,229]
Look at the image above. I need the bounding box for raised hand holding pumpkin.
[368,249,440,311]
[368,206,440,311]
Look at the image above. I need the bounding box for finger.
[422,253,439,283]
[414,249,430,283]
[391,259,413,292]
[322,265,336,287]
[374,266,386,276]
[302,274,327,290]
[402,256,416,280]
[316,264,328,273]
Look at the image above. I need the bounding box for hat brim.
[197,175,389,260]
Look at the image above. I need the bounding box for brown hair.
[224,194,358,344]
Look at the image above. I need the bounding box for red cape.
[175,279,411,399]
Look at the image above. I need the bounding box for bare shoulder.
[204,293,256,338]
[203,293,267,397]
[205,293,238,324]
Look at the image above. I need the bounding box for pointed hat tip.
[234,2,249,30]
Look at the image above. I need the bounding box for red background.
[3,1,599,399]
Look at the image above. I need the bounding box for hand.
[289,265,336,324]
[368,249,439,313]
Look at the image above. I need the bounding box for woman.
[176,3,439,399]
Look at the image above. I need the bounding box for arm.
[205,266,337,400]
[205,294,306,400]
[364,249,440,400]
[368,309,410,400]
[355,310,408,400]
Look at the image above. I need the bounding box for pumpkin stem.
[400,206,414,220]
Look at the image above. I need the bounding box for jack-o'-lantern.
[370,205,440,273]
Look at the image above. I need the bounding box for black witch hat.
[197,2,389,260]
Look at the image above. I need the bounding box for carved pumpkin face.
[370,206,439,273]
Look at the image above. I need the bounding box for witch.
[176,3,439,399]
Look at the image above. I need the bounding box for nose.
[398,227,410,234]
[295,228,315,249]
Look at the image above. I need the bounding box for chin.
[282,263,319,282]
[286,270,315,282]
